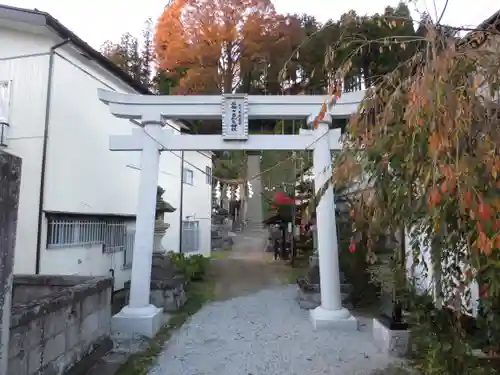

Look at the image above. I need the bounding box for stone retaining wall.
[124,278,187,313]
[8,275,113,375]
[0,151,22,374]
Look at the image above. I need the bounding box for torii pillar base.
[111,305,164,339]
[310,306,359,331]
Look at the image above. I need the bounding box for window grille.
[103,221,127,253]
[205,166,212,184]
[181,220,200,253]
[46,215,130,253]
[0,81,11,147]
[123,230,135,268]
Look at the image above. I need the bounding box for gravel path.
[149,286,396,375]
[210,228,288,301]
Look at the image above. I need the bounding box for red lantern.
[273,191,294,205]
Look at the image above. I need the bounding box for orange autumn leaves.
[336,37,500,268]
[426,163,500,256]
[406,56,500,258]
[314,83,342,128]
[154,0,303,94]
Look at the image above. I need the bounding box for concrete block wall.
[8,275,113,375]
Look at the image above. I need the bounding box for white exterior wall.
[0,26,212,290]
[179,151,213,257]
[38,49,145,290]
[0,28,51,275]
[160,146,213,258]
[43,52,142,215]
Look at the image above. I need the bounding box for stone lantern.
[154,186,176,254]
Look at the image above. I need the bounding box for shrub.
[406,291,499,375]
[337,213,382,307]
[168,252,210,282]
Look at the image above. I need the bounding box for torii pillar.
[304,115,357,330]
[111,119,165,338]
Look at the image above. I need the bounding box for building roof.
[0,5,203,132]
[0,4,151,95]
[460,10,500,48]
[477,10,500,30]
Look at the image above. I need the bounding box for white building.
[0,5,212,291]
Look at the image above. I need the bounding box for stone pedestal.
[310,307,359,330]
[111,304,164,339]
[125,253,188,314]
[372,316,410,357]
[150,278,187,312]
[153,221,169,254]
[0,151,22,374]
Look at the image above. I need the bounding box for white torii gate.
[99,89,364,338]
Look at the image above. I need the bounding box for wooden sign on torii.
[98,89,364,338]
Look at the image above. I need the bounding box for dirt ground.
[209,228,300,301]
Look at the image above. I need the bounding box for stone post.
[0,151,22,374]
[246,152,263,227]
[307,115,357,330]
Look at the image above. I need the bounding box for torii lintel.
[109,128,342,152]
[97,89,364,121]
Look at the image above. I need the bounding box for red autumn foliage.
[348,237,356,253]
[478,203,490,221]
[427,188,441,208]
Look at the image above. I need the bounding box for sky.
[2,0,498,49]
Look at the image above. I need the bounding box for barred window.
[0,80,11,148]
[46,214,130,253]
[181,220,200,253]
[205,166,212,185]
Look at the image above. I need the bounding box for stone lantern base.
[153,221,170,254]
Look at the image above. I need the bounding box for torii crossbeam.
[99,89,364,338]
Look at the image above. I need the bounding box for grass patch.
[255,252,308,285]
[261,259,308,285]
[115,280,215,375]
[369,363,418,375]
[280,264,307,284]
[211,250,231,260]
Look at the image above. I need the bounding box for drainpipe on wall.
[178,151,185,253]
[35,39,71,275]
[109,268,115,306]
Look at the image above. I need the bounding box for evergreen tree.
[140,18,154,88]
[100,20,155,89]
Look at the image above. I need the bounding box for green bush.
[168,252,210,282]
[337,214,381,307]
[407,292,498,375]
